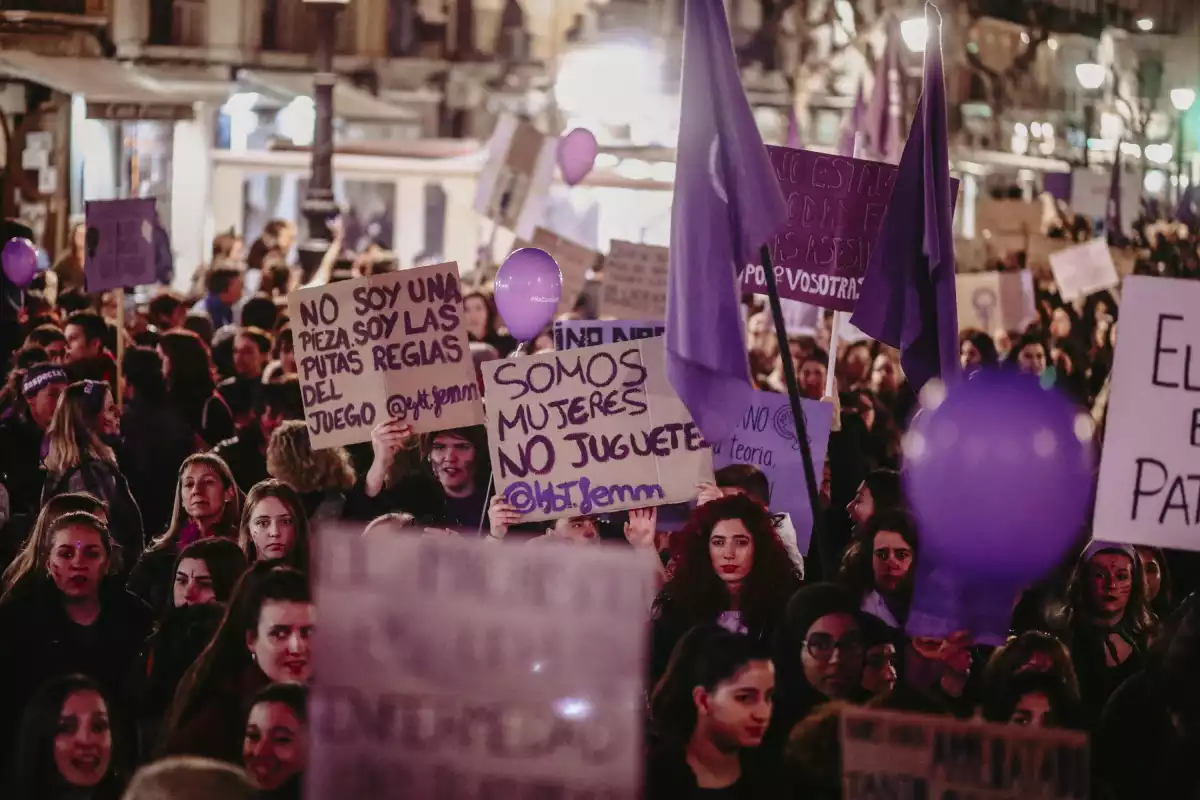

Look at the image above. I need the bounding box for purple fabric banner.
[1043,172,1072,202]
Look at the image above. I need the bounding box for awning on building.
[0,51,227,120]
[238,69,419,123]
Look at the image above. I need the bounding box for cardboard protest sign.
[740,146,959,312]
[1049,237,1120,301]
[1094,276,1200,551]
[308,530,654,799]
[1070,167,1139,236]
[483,339,714,522]
[841,706,1089,800]
[601,240,669,320]
[511,228,600,316]
[781,299,822,335]
[288,262,484,449]
[709,386,833,553]
[84,198,157,292]
[553,320,665,350]
[473,113,557,239]
[955,271,1036,334]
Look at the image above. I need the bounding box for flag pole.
[758,244,826,548]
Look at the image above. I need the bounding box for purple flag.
[1106,140,1124,238]
[865,16,904,164]
[838,81,867,157]
[849,3,959,394]
[665,0,788,445]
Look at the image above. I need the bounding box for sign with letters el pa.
[308,529,654,799]
[84,198,157,292]
[840,706,1088,800]
[482,339,714,522]
[1094,276,1200,550]
[288,262,485,449]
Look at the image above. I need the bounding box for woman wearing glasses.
[649,495,803,684]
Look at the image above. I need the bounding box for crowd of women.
[0,217,1197,799]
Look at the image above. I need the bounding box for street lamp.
[298,0,348,282]
[1171,88,1196,204]
[1076,62,1106,166]
[900,17,928,53]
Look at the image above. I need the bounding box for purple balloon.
[494,247,563,342]
[904,370,1095,583]
[2,237,38,288]
[557,128,598,186]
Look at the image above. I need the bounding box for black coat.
[42,458,145,568]
[119,398,198,539]
[212,431,268,495]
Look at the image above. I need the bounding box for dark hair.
[714,463,771,506]
[240,297,279,332]
[205,264,244,297]
[182,313,215,346]
[462,290,500,339]
[172,538,248,606]
[249,682,308,723]
[163,566,310,751]
[959,328,999,367]
[980,671,1082,729]
[160,330,217,420]
[9,674,128,800]
[649,625,772,750]
[257,377,303,419]
[65,310,107,344]
[46,511,123,574]
[123,346,168,404]
[656,494,802,634]
[417,426,492,492]
[1005,330,1051,370]
[147,292,185,327]
[982,631,1080,704]
[25,323,66,349]
[238,479,311,572]
[272,327,294,361]
[1135,545,1173,619]
[802,347,829,368]
[839,510,919,597]
[862,469,903,512]
[237,326,273,355]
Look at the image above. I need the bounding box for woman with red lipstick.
[1062,541,1156,726]
[650,495,802,683]
[128,453,243,616]
[238,480,310,572]
[160,565,313,763]
[839,511,919,629]
[242,683,307,799]
[6,674,129,800]
[646,626,776,797]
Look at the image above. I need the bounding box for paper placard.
[601,240,669,320]
[553,320,664,350]
[954,271,1036,334]
[710,387,833,553]
[84,198,157,292]
[511,228,600,316]
[308,530,653,799]
[483,339,714,522]
[473,113,557,239]
[781,299,822,335]
[740,145,958,312]
[1094,276,1200,551]
[288,262,485,449]
[1049,238,1120,301]
[1070,167,1139,236]
[841,706,1089,800]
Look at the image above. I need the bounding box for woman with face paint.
[242,683,308,799]
[646,626,776,797]
[238,480,310,572]
[0,513,153,773]
[650,495,802,685]
[6,674,128,800]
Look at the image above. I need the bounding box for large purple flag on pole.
[865,16,904,164]
[850,3,959,394]
[665,0,788,445]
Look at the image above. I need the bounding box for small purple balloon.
[904,370,1095,583]
[494,247,563,343]
[557,128,598,186]
[2,237,38,288]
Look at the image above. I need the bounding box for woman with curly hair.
[266,421,355,520]
[837,510,919,630]
[649,494,802,683]
[158,330,233,447]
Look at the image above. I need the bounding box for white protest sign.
[1070,167,1138,236]
[601,240,669,320]
[841,707,1089,800]
[308,531,653,799]
[955,271,1036,334]
[781,299,822,335]
[1049,237,1120,302]
[483,339,714,522]
[84,198,157,292]
[473,113,557,240]
[1094,276,1200,550]
[288,262,484,449]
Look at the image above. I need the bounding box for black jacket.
[119,398,197,539]
[212,431,268,495]
[43,458,145,567]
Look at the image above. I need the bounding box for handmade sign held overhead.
[288,262,484,449]
[84,198,157,292]
[840,706,1089,800]
[954,271,1037,334]
[510,227,600,317]
[1049,237,1120,302]
[1095,276,1200,551]
[473,113,557,240]
[483,339,713,522]
[553,320,665,350]
[601,240,670,320]
[308,530,654,799]
[1070,167,1139,236]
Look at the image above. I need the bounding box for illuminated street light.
[900,17,928,53]
[1075,63,1106,90]
[1136,18,1154,32]
[1171,88,1196,112]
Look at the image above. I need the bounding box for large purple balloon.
[494,247,563,342]
[2,237,38,288]
[558,128,598,186]
[904,370,1095,582]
